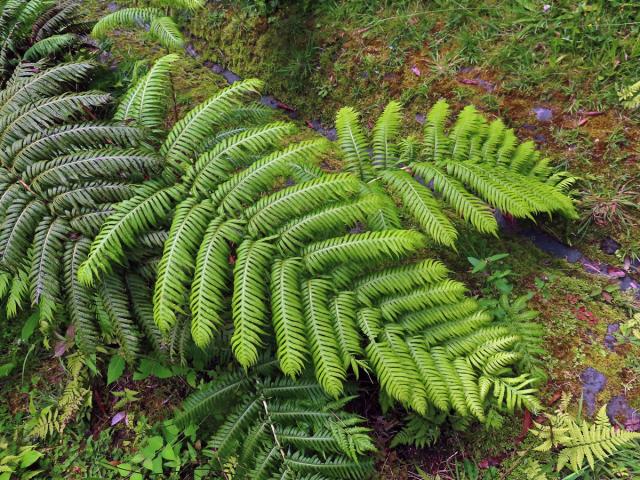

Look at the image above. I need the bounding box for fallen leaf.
[111,411,126,426]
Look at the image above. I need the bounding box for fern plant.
[618,79,640,109]
[0,61,165,362]
[80,56,544,422]
[0,0,85,81]
[532,393,640,473]
[173,360,375,480]
[335,101,577,246]
[91,0,205,51]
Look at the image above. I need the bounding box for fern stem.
[258,380,288,467]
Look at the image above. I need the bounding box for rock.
[603,323,619,350]
[600,237,620,255]
[607,396,640,431]
[532,107,553,122]
[580,367,606,416]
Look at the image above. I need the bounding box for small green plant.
[0,442,43,480]
[618,79,640,109]
[532,393,640,473]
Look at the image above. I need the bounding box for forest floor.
[4,1,640,479]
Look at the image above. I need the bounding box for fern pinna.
[0,60,164,361]
[0,0,86,82]
[173,360,375,479]
[335,101,577,246]
[80,55,543,422]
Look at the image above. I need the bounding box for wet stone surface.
[581,367,606,416]
[532,107,553,122]
[603,323,620,350]
[607,395,640,431]
[601,237,621,255]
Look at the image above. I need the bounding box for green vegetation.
[2,0,640,479]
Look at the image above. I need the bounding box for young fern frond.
[372,100,402,169]
[114,53,179,131]
[335,107,373,181]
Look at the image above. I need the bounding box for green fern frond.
[161,79,263,170]
[329,291,363,371]
[27,148,161,191]
[190,217,242,348]
[212,139,330,215]
[301,278,346,397]
[64,237,98,354]
[423,100,450,163]
[0,197,46,270]
[412,162,498,234]
[153,198,215,332]
[78,181,183,285]
[127,273,165,354]
[246,173,361,236]
[380,169,457,246]
[29,216,67,311]
[91,8,164,38]
[354,258,449,304]
[335,106,373,181]
[271,257,307,377]
[378,279,467,320]
[8,123,143,172]
[187,122,296,196]
[399,298,479,334]
[0,92,112,150]
[174,371,250,428]
[23,33,77,61]
[115,53,179,130]
[99,272,140,363]
[489,374,542,414]
[149,16,184,50]
[302,230,425,274]
[285,451,373,480]
[231,238,275,368]
[618,79,640,109]
[208,397,262,459]
[275,197,377,255]
[0,62,94,115]
[372,101,402,169]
